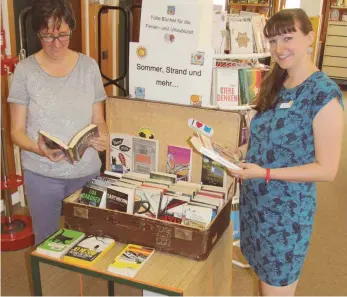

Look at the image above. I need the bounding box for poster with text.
[140,0,200,50]
[129,42,213,107]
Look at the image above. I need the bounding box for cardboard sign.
[129,42,213,107]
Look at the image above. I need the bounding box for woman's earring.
[307,46,313,55]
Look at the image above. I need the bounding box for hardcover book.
[35,228,85,259]
[107,244,155,278]
[110,134,133,174]
[38,124,98,164]
[63,236,115,267]
[132,137,159,174]
[166,145,193,182]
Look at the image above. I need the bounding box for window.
[285,0,301,8]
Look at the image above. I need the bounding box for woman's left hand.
[227,162,266,180]
[90,133,109,152]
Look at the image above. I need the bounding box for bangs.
[41,13,64,31]
[264,13,297,38]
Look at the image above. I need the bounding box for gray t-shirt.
[8,53,107,179]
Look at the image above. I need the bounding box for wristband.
[265,168,271,183]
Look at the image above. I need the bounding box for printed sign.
[129,42,213,107]
[140,0,200,49]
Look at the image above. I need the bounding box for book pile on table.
[35,228,154,277]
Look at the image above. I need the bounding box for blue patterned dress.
[240,71,343,286]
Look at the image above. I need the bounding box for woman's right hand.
[37,135,67,162]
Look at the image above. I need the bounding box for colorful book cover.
[158,195,190,224]
[110,133,133,174]
[239,68,265,105]
[36,229,85,259]
[107,244,155,278]
[166,145,192,182]
[64,236,115,267]
[201,155,226,188]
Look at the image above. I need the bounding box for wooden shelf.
[231,3,270,7]
[331,6,347,9]
[214,52,272,60]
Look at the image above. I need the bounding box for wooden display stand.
[30,224,233,296]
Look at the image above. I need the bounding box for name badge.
[279,100,293,109]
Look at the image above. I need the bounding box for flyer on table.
[129,42,213,107]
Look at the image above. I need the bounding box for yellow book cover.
[63,236,115,267]
[107,244,155,277]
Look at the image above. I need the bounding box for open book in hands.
[189,132,242,170]
[38,124,99,164]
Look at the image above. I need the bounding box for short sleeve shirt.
[7,53,107,179]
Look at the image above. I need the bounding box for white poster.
[139,0,200,49]
[129,42,213,107]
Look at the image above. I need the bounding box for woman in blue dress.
[227,9,344,296]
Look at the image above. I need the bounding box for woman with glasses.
[8,0,108,244]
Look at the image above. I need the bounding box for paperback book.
[201,155,226,188]
[38,124,98,164]
[36,228,85,259]
[107,244,155,277]
[189,133,241,170]
[106,186,135,213]
[64,236,115,267]
[110,133,133,174]
[239,68,266,105]
[166,145,192,182]
[133,187,163,219]
[79,184,107,208]
[132,137,159,174]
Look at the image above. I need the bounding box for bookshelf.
[229,0,274,16]
[213,52,271,60]
[231,3,270,7]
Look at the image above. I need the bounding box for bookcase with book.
[229,0,274,16]
[211,11,271,112]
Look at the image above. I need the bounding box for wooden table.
[30,224,233,296]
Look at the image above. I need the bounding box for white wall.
[300,0,323,16]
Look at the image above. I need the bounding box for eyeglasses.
[38,31,71,43]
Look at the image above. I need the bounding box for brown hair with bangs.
[31,0,76,33]
[253,9,313,112]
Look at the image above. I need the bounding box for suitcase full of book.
[62,188,231,261]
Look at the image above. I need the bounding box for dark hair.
[253,9,313,112]
[31,0,76,33]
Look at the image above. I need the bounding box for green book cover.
[37,229,85,253]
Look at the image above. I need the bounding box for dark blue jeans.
[23,170,99,244]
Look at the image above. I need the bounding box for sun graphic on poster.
[136,46,148,59]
